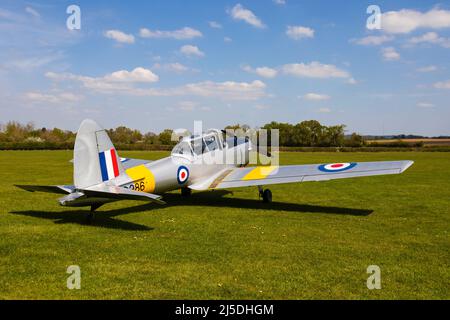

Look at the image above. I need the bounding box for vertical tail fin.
[73,119,124,189]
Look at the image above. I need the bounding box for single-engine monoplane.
[17,119,413,221]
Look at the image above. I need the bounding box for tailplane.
[74,119,124,189]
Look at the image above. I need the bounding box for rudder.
[74,119,124,188]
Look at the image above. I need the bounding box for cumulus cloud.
[434,80,450,89]
[286,25,314,40]
[381,8,450,34]
[408,32,450,48]
[46,70,266,100]
[382,47,400,61]
[303,93,330,101]
[104,30,135,44]
[46,67,159,93]
[242,65,278,78]
[104,67,159,83]
[282,62,351,79]
[229,4,265,29]
[224,37,233,43]
[180,45,205,57]
[139,27,202,40]
[351,35,394,46]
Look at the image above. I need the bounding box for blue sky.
[1,0,450,135]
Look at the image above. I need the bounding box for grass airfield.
[0,150,448,299]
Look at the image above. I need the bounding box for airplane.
[16,119,414,222]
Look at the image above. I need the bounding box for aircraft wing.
[80,185,165,205]
[206,160,414,190]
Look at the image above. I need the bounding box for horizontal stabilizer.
[15,185,75,194]
[80,185,165,205]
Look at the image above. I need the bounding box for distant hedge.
[2,142,450,152]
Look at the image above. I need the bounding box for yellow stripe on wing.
[242,166,278,181]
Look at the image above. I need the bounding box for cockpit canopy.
[171,130,224,158]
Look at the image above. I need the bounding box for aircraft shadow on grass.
[10,190,373,231]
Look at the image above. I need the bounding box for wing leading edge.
[207,160,413,190]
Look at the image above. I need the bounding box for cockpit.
[171,130,225,158]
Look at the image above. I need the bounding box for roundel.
[318,162,357,172]
[177,166,190,184]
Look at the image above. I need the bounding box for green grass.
[0,150,448,299]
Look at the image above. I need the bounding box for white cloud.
[273,0,286,5]
[382,47,400,61]
[209,21,222,29]
[352,35,394,46]
[381,8,450,34]
[282,62,351,79]
[243,65,278,78]
[25,91,82,104]
[224,37,233,43]
[408,32,450,48]
[434,80,450,89]
[46,71,266,100]
[229,4,265,29]
[180,45,205,57]
[104,67,159,83]
[182,80,266,100]
[153,62,191,73]
[317,107,331,113]
[417,65,438,72]
[303,93,330,101]
[46,67,159,93]
[139,27,202,40]
[25,6,40,18]
[286,25,314,40]
[104,30,135,44]
[417,102,434,108]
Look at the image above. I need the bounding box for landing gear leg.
[86,203,102,224]
[181,187,192,197]
[258,186,272,203]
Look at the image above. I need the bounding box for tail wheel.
[181,188,192,197]
[262,189,272,203]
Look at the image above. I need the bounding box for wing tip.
[401,160,414,173]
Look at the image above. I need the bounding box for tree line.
[0,120,365,150]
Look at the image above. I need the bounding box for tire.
[181,188,192,197]
[262,189,272,203]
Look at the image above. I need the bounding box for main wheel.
[262,189,272,203]
[85,212,94,224]
[181,188,192,197]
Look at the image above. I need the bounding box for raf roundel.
[177,166,190,184]
[318,162,357,173]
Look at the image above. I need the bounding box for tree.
[158,129,175,145]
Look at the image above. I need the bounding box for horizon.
[1,1,450,136]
